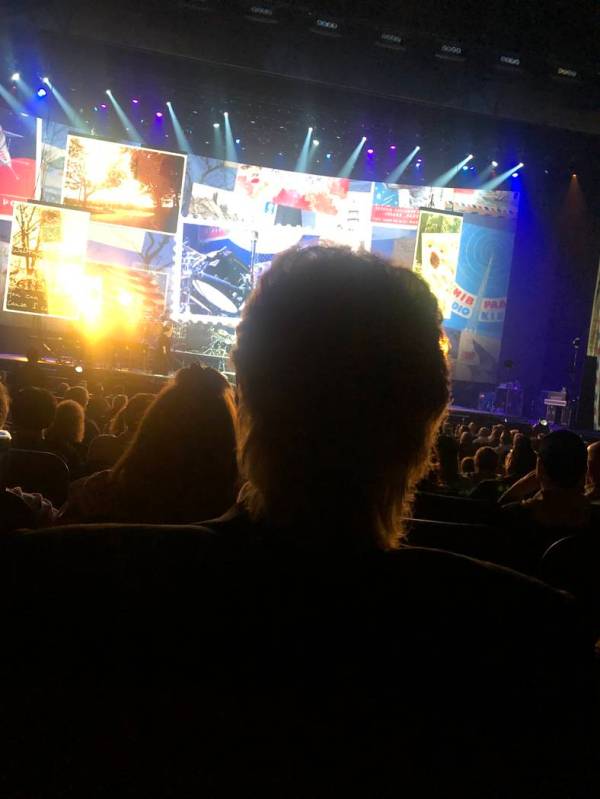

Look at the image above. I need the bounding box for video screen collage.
[0,107,520,382]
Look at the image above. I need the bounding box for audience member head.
[474,446,499,477]
[537,430,587,492]
[461,456,475,475]
[468,421,478,436]
[11,387,56,434]
[437,435,460,484]
[45,400,84,446]
[458,431,474,459]
[110,392,154,436]
[505,433,537,480]
[500,430,512,448]
[111,394,128,414]
[234,244,449,549]
[65,385,89,410]
[112,365,237,524]
[586,441,600,497]
[55,382,70,399]
[0,382,9,429]
[476,427,490,440]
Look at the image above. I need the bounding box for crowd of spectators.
[0,244,598,796]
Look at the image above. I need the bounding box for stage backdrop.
[0,115,521,383]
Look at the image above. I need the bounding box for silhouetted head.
[46,400,84,445]
[234,244,449,549]
[505,433,537,479]
[474,446,498,476]
[112,365,238,523]
[65,385,89,410]
[11,387,56,433]
[537,430,587,492]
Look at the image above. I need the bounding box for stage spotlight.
[155,111,163,118]
[106,91,144,141]
[516,162,524,168]
[313,139,320,146]
[235,138,241,144]
[167,101,193,152]
[213,122,220,128]
[491,160,498,168]
[387,145,421,182]
[223,110,237,160]
[338,136,368,177]
[572,173,577,178]
[512,172,519,178]
[11,72,20,81]
[74,364,84,375]
[415,145,421,151]
[49,82,88,130]
[366,148,374,155]
[433,153,474,186]
[295,126,314,171]
[100,103,107,109]
[132,98,139,104]
[462,165,469,171]
[325,152,332,159]
[42,76,51,85]
[36,86,48,98]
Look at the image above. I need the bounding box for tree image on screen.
[62,136,185,234]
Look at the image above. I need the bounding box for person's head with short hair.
[55,382,70,399]
[505,433,537,479]
[476,427,490,440]
[11,387,56,433]
[437,435,460,484]
[112,366,237,524]
[468,422,478,436]
[537,430,587,492]
[0,382,9,429]
[111,392,154,436]
[461,456,475,475]
[45,400,84,446]
[234,244,449,549]
[474,446,499,476]
[65,385,89,410]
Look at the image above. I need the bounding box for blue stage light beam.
[476,160,498,183]
[166,101,192,152]
[433,153,474,187]
[295,126,313,172]
[223,111,237,162]
[479,162,524,190]
[212,121,225,159]
[338,136,367,178]
[0,81,26,113]
[105,90,143,143]
[387,145,421,183]
[49,83,88,131]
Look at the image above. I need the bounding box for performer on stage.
[157,317,175,375]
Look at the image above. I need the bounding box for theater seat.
[542,532,600,633]
[6,448,70,507]
[413,491,499,526]
[405,517,515,567]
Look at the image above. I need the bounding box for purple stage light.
[132,98,139,104]
[390,145,396,150]
[100,103,107,109]
[366,148,374,155]
[155,111,163,118]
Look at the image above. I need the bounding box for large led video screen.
[0,118,521,383]
[0,109,40,217]
[62,135,186,234]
